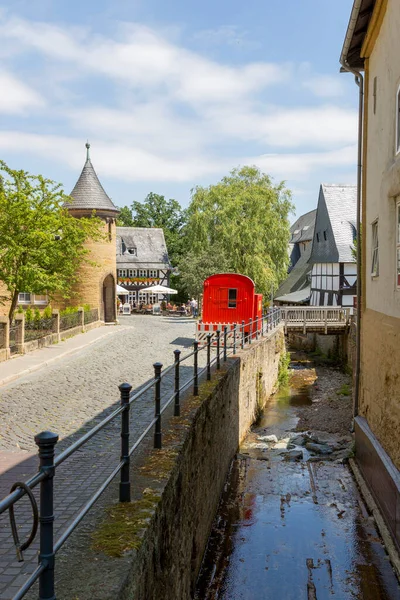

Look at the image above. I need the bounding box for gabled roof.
[66,144,119,214]
[275,242,312,300]
[290,209,317,244]
[116,227,171,269]
[340,0,376,69]
[310,184,357,264]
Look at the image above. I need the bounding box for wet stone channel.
[195,353,400,600]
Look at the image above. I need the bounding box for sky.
[0,0,357,220]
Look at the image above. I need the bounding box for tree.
[131,193,187,265]
[181,166,293,297]
[116,206,135,227]
[178,247,232,299]
[0,161,104,323]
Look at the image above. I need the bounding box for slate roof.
[340,0,376,69]
[314,184,357,264]
[275,286,311,304]
[116,227,172,269]
[66,144,119,214]
[275,242,312,301]
[290,209,317,244]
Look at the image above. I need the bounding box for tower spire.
[85,141,90,161]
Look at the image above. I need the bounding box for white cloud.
[303,75,346,98]
[0,70,44,114]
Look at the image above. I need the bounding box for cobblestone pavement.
[0,315,205,599]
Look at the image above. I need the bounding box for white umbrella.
[116,284,129,295]
[141,284,178,294]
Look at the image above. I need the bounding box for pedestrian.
[190,298,198,318]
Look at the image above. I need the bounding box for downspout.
[340,11,364,423]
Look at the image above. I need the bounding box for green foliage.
[278,351,291,387]
[116,205,135,227]
[43,305,52,319]
[25,306,33,323]
[351,224,361,263]
[0,160,104,322]
[178,247,232,298]
[336,383,350,396]
[82,303,91,312]
[17,305,23,314]
[180,166,293,297]
[131,193,187,266]
[33,308,41,324]
[60,306,79,316]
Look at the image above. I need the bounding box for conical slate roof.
[67,143,119,214]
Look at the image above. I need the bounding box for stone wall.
[58,326,284,600]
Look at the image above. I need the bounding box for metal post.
[153,362,162,449]
[216,330,221,370]
[206,333,212,380]
[119,382,132,502]
[249,318,252,344]
[241,320,245,349]
[193,341,199,396]
[255,316,259,340]
[233,323,237,354]
[174,349,181,417]
[35,431,58,600]
[223,326,228,361]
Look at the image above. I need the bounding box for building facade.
[342,0,400,552]
[309,185,357,310]
[116,228,172,304]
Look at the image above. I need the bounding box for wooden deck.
[280,307,350,334]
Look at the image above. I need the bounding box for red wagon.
[197,273,263,344]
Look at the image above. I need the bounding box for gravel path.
[0,315,203,599]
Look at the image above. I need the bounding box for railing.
[8,321,19,355]
[0,309,281,600]
[0,322,5,349]
[84,308,99,325]
[280,306,350,333]
[24,318,54,342]
[59,311,81,332]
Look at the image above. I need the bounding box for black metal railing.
[0,323,5,349]
[59,312,81,332]
[0,308,281,600]
[24,318,54,342]
[84,308,99,325]
[8,321,20,355]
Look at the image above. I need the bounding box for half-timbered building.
[116,227,172,304]
[309,184,357,310]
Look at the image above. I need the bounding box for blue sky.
[0,0,356,220]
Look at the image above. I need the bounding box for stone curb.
[349,457,400,580]
[0,327,126,389]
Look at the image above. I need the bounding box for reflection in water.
[195,355,400,600]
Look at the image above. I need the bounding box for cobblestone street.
[0,316,200,599]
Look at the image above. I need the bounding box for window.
[128,247,137,255]
[228,289,237,308]
[118,269,126,277]
[323,230,327,241]
[128,269,135,277]
[397,204,400,286]
[18,293,31,304]
[397,85,400,154]
[34,294,48,304]
[138,270,146,278]
[371,220,379,277]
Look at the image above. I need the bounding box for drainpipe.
[340,7,364,423]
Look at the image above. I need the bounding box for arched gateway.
[103,274,116,323]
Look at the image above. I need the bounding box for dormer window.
[128,247,137,256]
[316,233,320,242]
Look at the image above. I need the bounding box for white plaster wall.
[366,0,400,318]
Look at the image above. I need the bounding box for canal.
[195,353,400,600]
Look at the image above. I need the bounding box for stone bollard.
[14,313,25,354]
[78,307,85,331]
[52,310,60,343]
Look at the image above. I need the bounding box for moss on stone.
[91,488,161,557]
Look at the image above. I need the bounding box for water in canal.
[195,355,400,600]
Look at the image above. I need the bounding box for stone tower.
[66,143,120,322]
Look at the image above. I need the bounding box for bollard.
[249,318,252,344]
[233,323,237,354]
[119,383,132,502]
[193,341,199,396]
[206,333,212,381]
[223,326,228,362]
[241,320,245,349]
[216,330,221,370]
[153,362,163,449]
[174,349,181,417]
[35,431,58,600]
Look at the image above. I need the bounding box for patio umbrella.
[116,284,129,295]
[141,284,178,294]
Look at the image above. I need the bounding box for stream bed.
[195,354,400,600]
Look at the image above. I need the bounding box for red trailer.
[197,273,263,344]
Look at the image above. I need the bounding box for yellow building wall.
[360,0,400,469]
